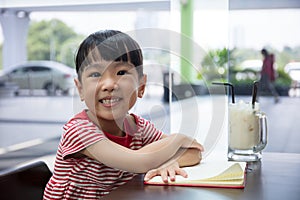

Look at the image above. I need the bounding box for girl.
[43,30,203,199]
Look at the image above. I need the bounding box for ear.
[138,74,147,98]
[74,78,84,101]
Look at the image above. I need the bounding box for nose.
[99,74,119,92]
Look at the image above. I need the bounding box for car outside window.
[11,68,25,74]
[27,66,52,73]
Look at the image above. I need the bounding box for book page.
[146,161,246,184]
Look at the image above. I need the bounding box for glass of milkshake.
[228,100,267,162]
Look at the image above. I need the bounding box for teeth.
[102,98,120,104]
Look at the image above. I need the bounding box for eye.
[89,72,101,78]
[117,70,127,76]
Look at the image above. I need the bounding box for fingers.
[168,168,176,182]
[175,168,188,179]
[199,143,205,151]
[165,166,188,182]
[144,169,157,182]
[144,162,189,183]
[160,169,168,183]
[144,168,177,183]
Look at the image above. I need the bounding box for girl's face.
[75,60,146,122]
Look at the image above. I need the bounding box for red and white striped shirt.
[43,110,163,199]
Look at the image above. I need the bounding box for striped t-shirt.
[43,110,163,199]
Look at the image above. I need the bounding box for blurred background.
[0,0,299,170]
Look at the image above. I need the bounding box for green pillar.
[180,0,193,83]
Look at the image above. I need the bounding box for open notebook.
[144,161,247,189]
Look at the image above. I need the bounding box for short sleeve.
[134,115,163,146]
[60,119,106,159]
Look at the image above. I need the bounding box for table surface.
[103,152,300,200]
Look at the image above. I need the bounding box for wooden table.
[103,152,300,200]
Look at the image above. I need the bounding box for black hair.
[261,48,268,57]
[75,30,143,81]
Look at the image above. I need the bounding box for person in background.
[260,48,280,103]
[43,30,204,199]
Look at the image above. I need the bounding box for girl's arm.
[160,134,203,167]
[81,133,202,173]
[177,148,202,167]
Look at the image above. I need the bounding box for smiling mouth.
[99,97,122,106]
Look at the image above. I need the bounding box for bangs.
[76,31,143,79]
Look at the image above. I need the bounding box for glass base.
[228,151,262,162]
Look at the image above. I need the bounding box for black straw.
[251,81,259,109]
[212,82,235,103]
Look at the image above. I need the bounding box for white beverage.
[229,101,260,150]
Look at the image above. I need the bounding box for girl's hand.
[144,161,187,183]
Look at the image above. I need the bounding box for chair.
[0,161,52,200]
